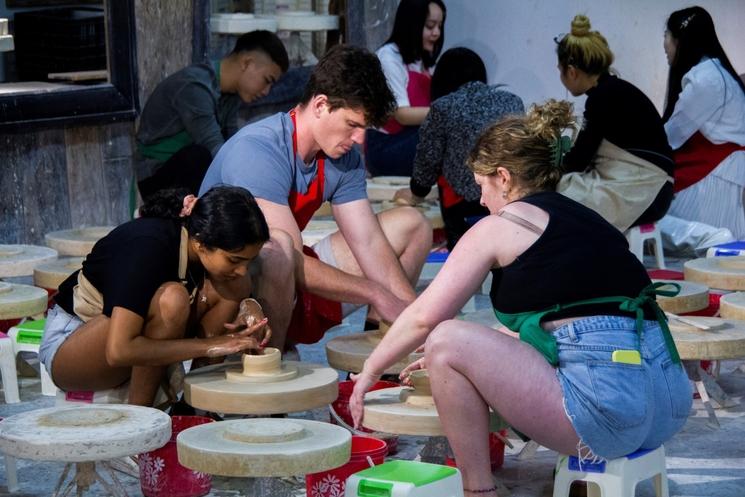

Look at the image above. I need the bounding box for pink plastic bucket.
[306,435,387,497]
[139,416,214,497]
[331,380,400,454]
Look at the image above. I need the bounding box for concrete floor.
[1,257,744,496]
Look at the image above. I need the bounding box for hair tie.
[180,195,198,217]
[551,135,572,167]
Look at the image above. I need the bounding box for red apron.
[673,131,745,192]
[286,110,343,345]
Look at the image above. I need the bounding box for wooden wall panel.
[65,126,108,228]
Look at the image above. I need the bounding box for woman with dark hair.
[365,0,446,177]
[39,186,272,406]
[661,6,745,242]
[555,15,675,233]
[394,47,524,250]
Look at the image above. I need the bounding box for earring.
[502,191,508,199]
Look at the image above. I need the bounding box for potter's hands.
[224,298,272,347]
[399,356,426,386]
[204,318,268,357]
[393,188,424,206]
[370,285,409,324]
[349,365,383,429]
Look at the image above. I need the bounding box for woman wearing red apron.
[365,0,446,177]
[661,7,745,243]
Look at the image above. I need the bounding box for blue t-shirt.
[199,112,367,206]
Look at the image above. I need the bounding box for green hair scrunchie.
[551,135,573,168]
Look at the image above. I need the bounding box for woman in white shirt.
[662,6,745,241]
[366,0,446,177]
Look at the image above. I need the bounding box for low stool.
[0,333,19,404]
[553,445,669,497]
[7,319,56,396]
[625,223,666,269]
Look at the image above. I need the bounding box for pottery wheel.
[325,328,423,374]
[0,282,48,320]
[669,317,745,360]
[373,202,445,230]
[177,418,350,477]
[0,405,171,462]
[44,227,113,257]
[366,178,437,202]
[183,360,338,414]
[684,257,745,290]
[33,257,84,290]
[0,244,58,278]
[653,279,709,314]
[720,292,745,320]
[362,386,507,436]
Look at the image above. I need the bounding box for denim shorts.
[38,304,84,380]
[554,315,692,460]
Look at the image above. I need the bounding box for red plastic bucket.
[331,380,400,454]
[445,429,508,471]
[139,416,214,497]
[306,435,387,497]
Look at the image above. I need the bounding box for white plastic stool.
[625,223,666,269]
[553,445,669,497]
[0,333,19,404]
[7,320,56,396]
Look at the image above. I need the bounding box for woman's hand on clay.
[399,356,426,386]
[204,318,267,357]
[224,298,272,347]
[349,367,383,429]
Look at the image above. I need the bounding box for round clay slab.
[669,317,745,360]
[0,282,48,320]
[44,227,113,256]
[277,12,339,31]
[0,244,58,278]
[363,386,507,436]
[325,327,423,374]
[183,360,338,414]
[684,257,745,290]
[653,279,709,314]
[720,292,745,320]
[177,418,351,477]
[0,405,171,462]
[33,257,84,290]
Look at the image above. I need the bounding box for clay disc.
[719,292,745,320]
[0,245,58,278]
[374,202,445,230]
[363,386,507,436]
[669,317,745,360]
[183,360,338,414]
[177,418,350,477]
[0,282,48,320]
[653,279,709,314]
[366,178,436,202]
[33,257,84,290]
[225,363,298,383]
[684,257,745,290]
[0,405,171,462]
[325,327,423,374]
[44,227,113,256]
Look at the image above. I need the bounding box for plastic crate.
[13,7,106,81]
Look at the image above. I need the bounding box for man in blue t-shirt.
[201,45,433,349]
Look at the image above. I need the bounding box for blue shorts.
[554,315,692,460]
[39,304,84,381]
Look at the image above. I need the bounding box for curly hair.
[556,15,614,75]
[300,45,396,128]
[468,99,576,194]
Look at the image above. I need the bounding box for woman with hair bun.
[350,100,690,496]
[39,185,275,407]
[555,15,675,232]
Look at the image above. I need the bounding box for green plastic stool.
[345,460,463,497]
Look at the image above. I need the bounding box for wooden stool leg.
[5,454,18,493]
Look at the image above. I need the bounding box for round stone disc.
[177,418,351,477]
[0,405,171,462]
[44,227,113,256]
[719,292,745,320]
[363,386,507,436]
[669,317,745,360]
[370,176,410,187]
[225,363,298,383]
[653,279,709,314]
[0,245,58,278]
[33,257,84,290]
[0,282,48,320]
[325,328,423,374]
[183,360,338,414]
[684,257,745,290]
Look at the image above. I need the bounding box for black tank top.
[489,191,655,321]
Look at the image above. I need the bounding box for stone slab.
[0,282,48,320]
[684,257,745,290]
[0,245,58,278]
[33,257,84,290]
[654,279,710,314]
[670,317,745,360]
[44,227,113,256]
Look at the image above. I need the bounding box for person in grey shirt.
[136,30,289,200]
[394,48,525,249]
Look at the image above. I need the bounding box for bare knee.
[379,206,432,252]
[425,320,465,367]
[148,282,190,337]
